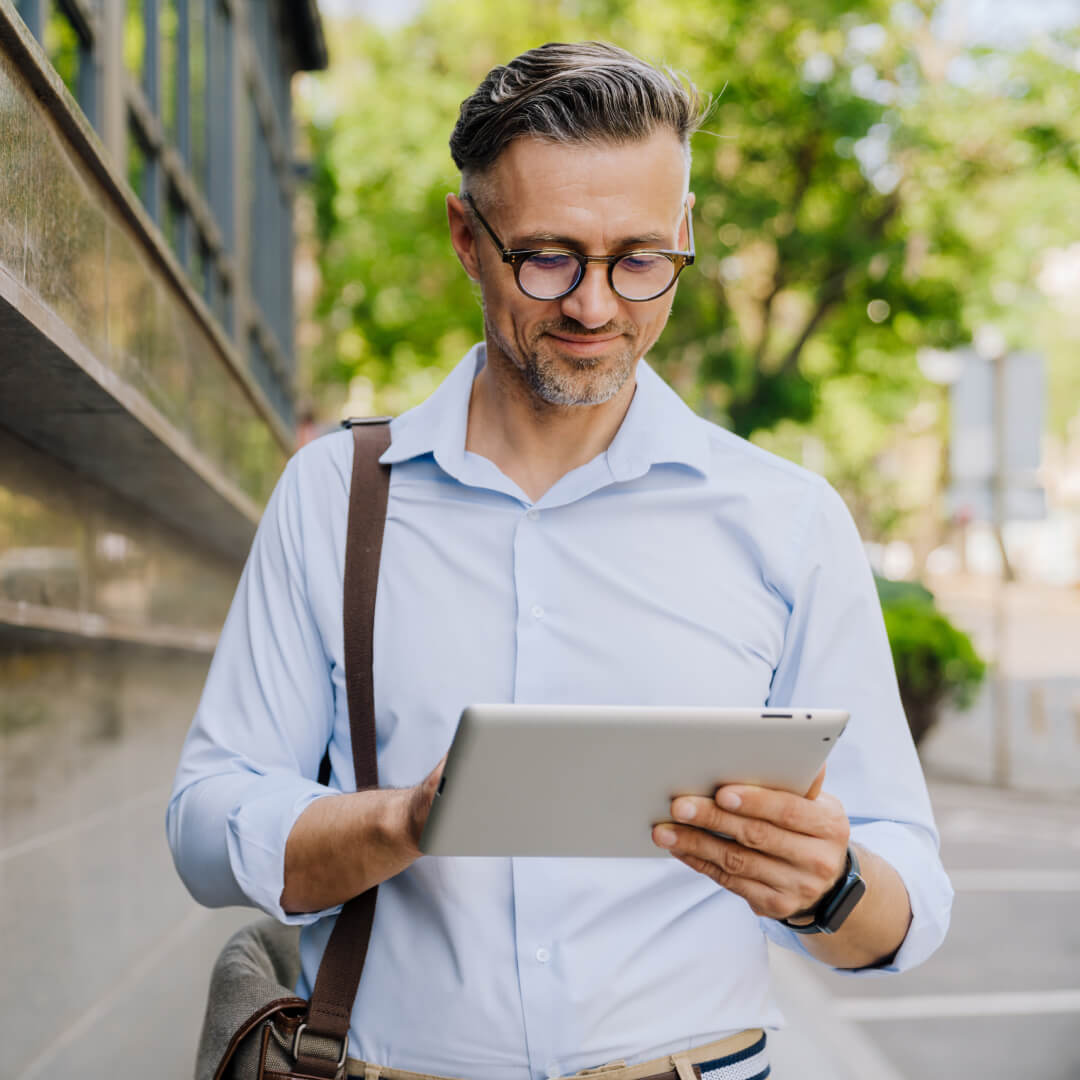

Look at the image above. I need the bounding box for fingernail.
[673,800,696,821]
[655,826,677,848]
[717,790,741,811]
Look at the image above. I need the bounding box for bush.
[875,577,987,746]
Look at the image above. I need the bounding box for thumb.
[408,755,448,842]
[804,765,826,801]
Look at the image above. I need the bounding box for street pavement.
[918,575,1080,793]
[766,775,1080,1079]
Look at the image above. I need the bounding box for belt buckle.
[573,1061,628,1077]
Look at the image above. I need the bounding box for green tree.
[296,0,1080,538]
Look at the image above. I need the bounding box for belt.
[347,1029,768,1080]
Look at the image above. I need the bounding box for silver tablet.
[419,705,849,858]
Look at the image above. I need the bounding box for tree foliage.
[296,0,1080,536]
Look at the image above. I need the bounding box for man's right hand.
[281,755,446,915]
[398,755,447,857]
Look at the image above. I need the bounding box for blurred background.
[0,0,1077,1076]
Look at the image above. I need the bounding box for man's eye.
[527,253,574,270]
[619,254,665,273]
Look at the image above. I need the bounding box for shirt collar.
[379,344,482,475]
[603,359,711,481]
[380,342,711,481]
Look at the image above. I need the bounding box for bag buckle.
[293,1022,349,1071]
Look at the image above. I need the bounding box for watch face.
[822,875,867,933]
[780,847,866,934]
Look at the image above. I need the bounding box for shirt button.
[526,508,540,521]
[531,604,545,619]
[536,946,551,963]
[545,1064,559,1079]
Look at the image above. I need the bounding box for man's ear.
[447,193,481,282]
[682,191,696,248]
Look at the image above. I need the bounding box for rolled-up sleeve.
[761,480,954,973]
[166,448,343,925]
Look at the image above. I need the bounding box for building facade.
[0,0,325,1072]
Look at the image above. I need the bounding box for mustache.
[536,319,635,338]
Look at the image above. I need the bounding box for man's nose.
[558,262,620,329]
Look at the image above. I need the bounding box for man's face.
[449,130,693,408]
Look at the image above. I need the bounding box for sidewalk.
[765,775,1080,1079]
[766,944,905,1080]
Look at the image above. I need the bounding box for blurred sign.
[947,350,1046,522]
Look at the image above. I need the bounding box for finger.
[410,760,448,842]
[712,784,847,845]
[673,852,788,919]
[657,824,805,892]
[428,754,448,789]
[670,798,805,863]
[804,765,826,801]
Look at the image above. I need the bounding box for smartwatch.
[781,845,866,935]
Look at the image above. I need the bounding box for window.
[17,0,99,128]
[15,0,43,42]
[126,115,151,205]
[12,0,297,428]
[120,0,234,338]
[163,183,185,262]
[44,4,82,100]
[188,0,207,191]
[250,103,292,365]
[211,265,233,335]
[191,232,209,299]
[206,0,233,250]
[122,0,146,87]
[248,328,292,425]
[159,0,179,145]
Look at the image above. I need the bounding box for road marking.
[0,787,165,864]
[939,809,1080,852]
[768,945,907,1080]
[950,868,1080,891]
[14,907,212,1079]
[834,989,1080,1022]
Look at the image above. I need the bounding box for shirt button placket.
[513,505,552,705]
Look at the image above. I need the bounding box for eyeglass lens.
[518,252,676,301]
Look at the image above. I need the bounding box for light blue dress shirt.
[168,344,952,1080]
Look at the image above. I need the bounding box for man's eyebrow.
[510,230,670,250]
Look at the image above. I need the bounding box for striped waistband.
[694,1033,769,1080]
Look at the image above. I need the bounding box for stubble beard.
[485,314,639,408]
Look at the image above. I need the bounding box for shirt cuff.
[225,774,345,926]
[762,820,953,975]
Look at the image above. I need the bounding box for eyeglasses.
[463,193,695,303]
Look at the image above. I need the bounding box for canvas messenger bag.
[195,418,391,1080]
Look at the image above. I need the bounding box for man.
[169,42,952,1080]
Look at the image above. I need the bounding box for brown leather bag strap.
[300,419,392,1075]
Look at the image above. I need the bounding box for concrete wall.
[0,0,317,1073]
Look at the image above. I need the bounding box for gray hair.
[450,42,708,194]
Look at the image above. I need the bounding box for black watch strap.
[781,845,866,935]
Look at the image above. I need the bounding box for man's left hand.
[652,767,850,922]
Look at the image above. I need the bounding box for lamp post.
[973,325,1012,788]
[920,332,1013,788]
[916,346,965,568]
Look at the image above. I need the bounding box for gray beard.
[522,348,635,406]
[486,315,638,408]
